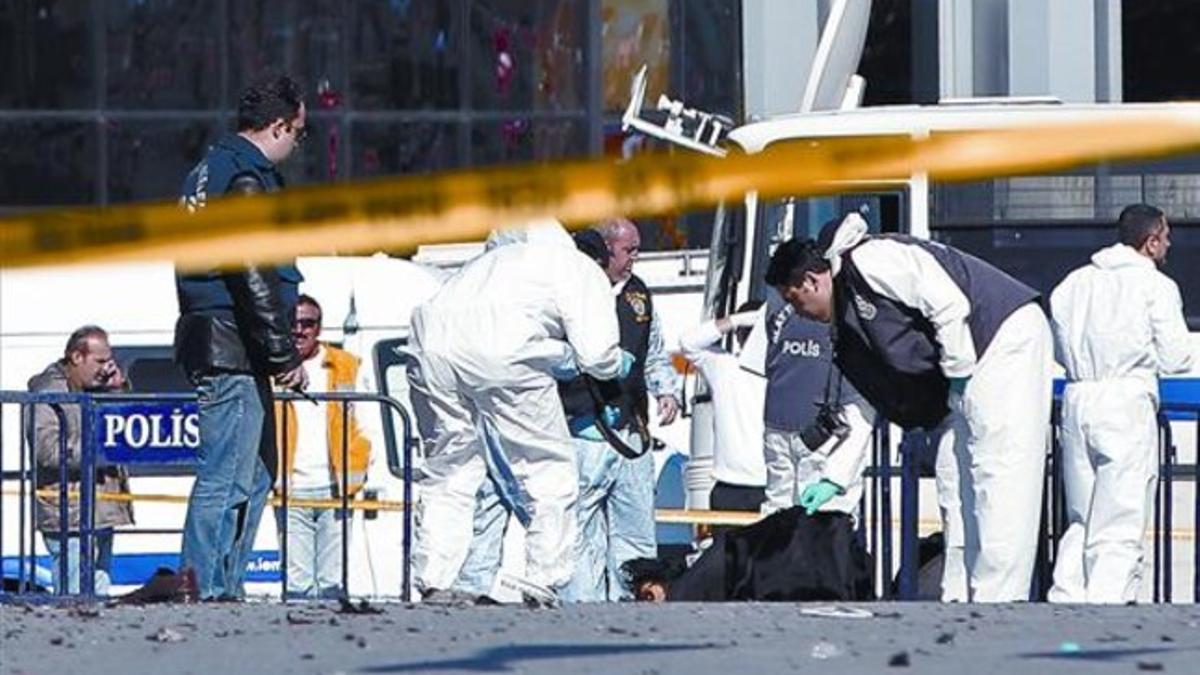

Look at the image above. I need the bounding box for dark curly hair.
[237,74,304,132]
[764,238,829,288]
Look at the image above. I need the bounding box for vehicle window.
[748,190,907,303]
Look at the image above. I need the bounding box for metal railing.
[5,389,1196,603]
[889,400,1200,602]
[0,390,415,601]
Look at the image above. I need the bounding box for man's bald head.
[596,218,640,283]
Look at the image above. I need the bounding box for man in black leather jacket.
[175,74,310,601]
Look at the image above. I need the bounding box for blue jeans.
[451,475,511,597]
[274,486,346,599]
[564,431,656,602]
[181,373,274,599]
[43,530,114,595]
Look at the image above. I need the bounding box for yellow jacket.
[276,344,371,496]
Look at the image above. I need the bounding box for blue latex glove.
[601,405,620,428]
[948,376,970,397]
[550,358,580,382]
[797,480,843,515]
[617,350,637,380]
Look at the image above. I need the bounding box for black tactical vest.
[559,275,653,429]
[832,235,1040,429]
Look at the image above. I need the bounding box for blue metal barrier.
[888,391,1200,603]
[1,390,415,601]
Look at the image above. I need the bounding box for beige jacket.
[28,362,134,533]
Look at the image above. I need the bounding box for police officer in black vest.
[767,213,1053,603]
[562,219,681,602]
[175,74,310,601]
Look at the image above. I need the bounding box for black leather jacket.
[174,135,301,378]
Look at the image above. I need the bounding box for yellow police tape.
[16,488,762,525]
[6,109,1200,270]
[10,489,1197,538]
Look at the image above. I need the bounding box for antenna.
[800,0,873,113]
[621,65,730,157]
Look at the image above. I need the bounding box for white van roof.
[727,101,1200,153]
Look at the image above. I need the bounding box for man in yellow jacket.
[275,294,372,599]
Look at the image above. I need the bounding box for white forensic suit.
[825,215,1054,603]
[1048,243,1194,603]
[407,222,623,596]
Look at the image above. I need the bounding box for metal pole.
[15,403,24,593]
[401,398,413,601]
[1162,413,1174,602]
[1031,452,1052,601]
[898,432,920,600]
[21,405,34,592]
[879,423,893,599]
[54,405,70,595]
[1153,416,1163,603]
[1050,408,1066,565]
[340,402,350,600]
[79,398,96,598]
[870,426,880,598]
[1193,411,1199,604]
[280,401,289,602]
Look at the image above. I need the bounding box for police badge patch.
[853,292,878,321]
[625,291,650,322]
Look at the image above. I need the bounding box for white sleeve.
[554,252,623,379]
[820,399,875,490]
[737,309,770,377]
[678,319,724,368]
[850,240,978,378]
[1150,276,1195,375]
[645,308,681,399]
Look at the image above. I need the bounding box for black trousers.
[710,481,766,512]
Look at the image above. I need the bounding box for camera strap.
[583,375,649,459]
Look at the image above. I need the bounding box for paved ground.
[2,600,1199,674]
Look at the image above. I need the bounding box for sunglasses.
[286,122,309,144]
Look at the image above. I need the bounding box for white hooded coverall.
[826,215,1055,603]
[1048,243,1194,603]
[407,223,623,594]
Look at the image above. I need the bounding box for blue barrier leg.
[1162,414,1174,603]
[869,430,880,598]
[1194,412,1199,604]
[879,424,893,599]
[280,402,289,603]
[80,398,96,599]
[20,406,33,592]
[341,404,350,601]
[14,406,22,594]
[898,433,920,600]
[1153,417,1163,603]
[54,405,69,596]
[403,414,413,602]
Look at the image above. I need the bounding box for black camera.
[800,404,851,452]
